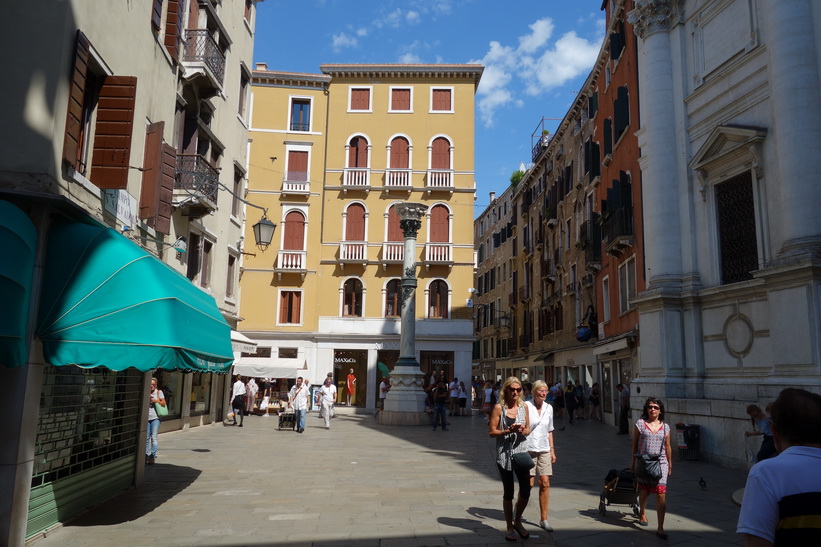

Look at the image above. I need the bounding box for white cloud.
[472,17,600,127]
[406,10,420,24]
[399,52,423,64]
[331,32,358,52]
[356,27,368,37]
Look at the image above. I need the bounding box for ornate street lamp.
[252,214,277,251]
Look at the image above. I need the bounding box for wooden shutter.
[615,86,629,139]
[345,203,366,241]
[279,292,289,323]
[151,0,163,30]
[63,31,91,168]
[390,137,409,168]
[283,211,305,250]
[391,89,410,110]
[164,0,183,60]
[430,205,449,243]
[287,150,308,181]
[387,206,403,241]
[588,91,598,118]
[603,118,613,155]
[90,76,137,189]
[139,121,164,222]
[351,88,369,110]
[432,89,451,111]
[348,137,367,167]
[154,143,176,233]
[431,137,449,169]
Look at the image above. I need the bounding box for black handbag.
[511,451,535,471]
[232,394,245,408]
[635,453,662,481]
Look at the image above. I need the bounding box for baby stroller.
[598,468,639,518]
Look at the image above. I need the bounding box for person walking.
[245,377,258,416]
[145,377,166,465]
[525,380,556,532]
[483,380,495,421]
[631,397,672,540]
[377,376,390,416]
[564,382,578,425]
[616,383,631,434]
[588,382,602,422]
[288,377,310,433]
[458,381,469,416]
[317,376,337,430]
[737,388,821,546]
[489,376,532,541]
[230,374,246,427]
[432,380,449,431]
[449,377,460,416]
[744,404,777,462]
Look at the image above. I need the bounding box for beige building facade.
[241,64,482,407]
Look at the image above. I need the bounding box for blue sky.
[253,0,605,216]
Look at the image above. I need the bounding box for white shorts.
[528,451,553,477]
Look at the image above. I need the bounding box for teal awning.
[36,221,233,372]
[0,201,37,367]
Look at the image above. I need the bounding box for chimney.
[489,191,496,203]
[255,62,268,71]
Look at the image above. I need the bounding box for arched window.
[429,280,448,319]
[431,137,450,169]
[348,136,368,167]
[345,203,366,241]
[390,137,409,168]
[282,210,305,250]
[429,204,450,243]
[387,204,403,241]
[343,278,363,317]
[385,279,401,317]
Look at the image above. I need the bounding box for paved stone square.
[31,407,748,546]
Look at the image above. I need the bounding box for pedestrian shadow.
[57,463,201,527]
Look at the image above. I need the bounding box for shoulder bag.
[155,400,168,417]
[634,453,662,481]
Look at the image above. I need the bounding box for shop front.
[0,211,234,541]
[593,335,636,427]
[374,349,399,403]
[420,350,454,384]
[334,349,368,407]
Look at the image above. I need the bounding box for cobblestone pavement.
[30,407,748,546]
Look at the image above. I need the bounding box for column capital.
[628,0,681,40]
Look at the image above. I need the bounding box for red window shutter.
[391,89,410,110]
[283,211,305,250]
[431,137,450,169]
[291,292,301,323]
[62,31,91,169]
[346,203,366,241]
[164,0,183,60]
[90,76,137,189]
[139,121,164,221]
[155,143,176,233]
[279,292,289,323]
[387,206,403,241]
[390,137,409,169]
[430,205,449,242]
[287,150,308,181]
[348,137,368,168]
[151,0,163,30]
[351,88,369,110]
[432,89,451,111]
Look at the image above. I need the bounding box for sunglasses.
[647,405,660,410]
[508,387,522,393]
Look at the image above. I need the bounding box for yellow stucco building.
[240,63,482,408]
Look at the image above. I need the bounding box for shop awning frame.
[36,221,234,373]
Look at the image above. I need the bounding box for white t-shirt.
[449,382,459,397]
[525,400,554,453]
[379,381,389,399]
[484,387,494,403]
[737,446,821,543]
[318,384,337,404]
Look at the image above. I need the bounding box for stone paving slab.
[30,409,748,546]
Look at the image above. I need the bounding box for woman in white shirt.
[525,380,556,532]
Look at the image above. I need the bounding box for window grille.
[716,171,758,284]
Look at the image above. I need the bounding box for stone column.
[629,0,683,285]
[379,203,429,425]
[759,0,821,255]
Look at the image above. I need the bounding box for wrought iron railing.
[601,206,634,245]
[175,154,219,202]
[183,29,225,85]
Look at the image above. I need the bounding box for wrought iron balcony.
[183,29,225,87]
[174,154,219,205]
[601,207,635,257]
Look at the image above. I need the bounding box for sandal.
[513,523,530,539]
[505,530,516,541]
[656,532,669,540]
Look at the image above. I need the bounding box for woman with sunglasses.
[630,397,672,540]
[489,377,532,541]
